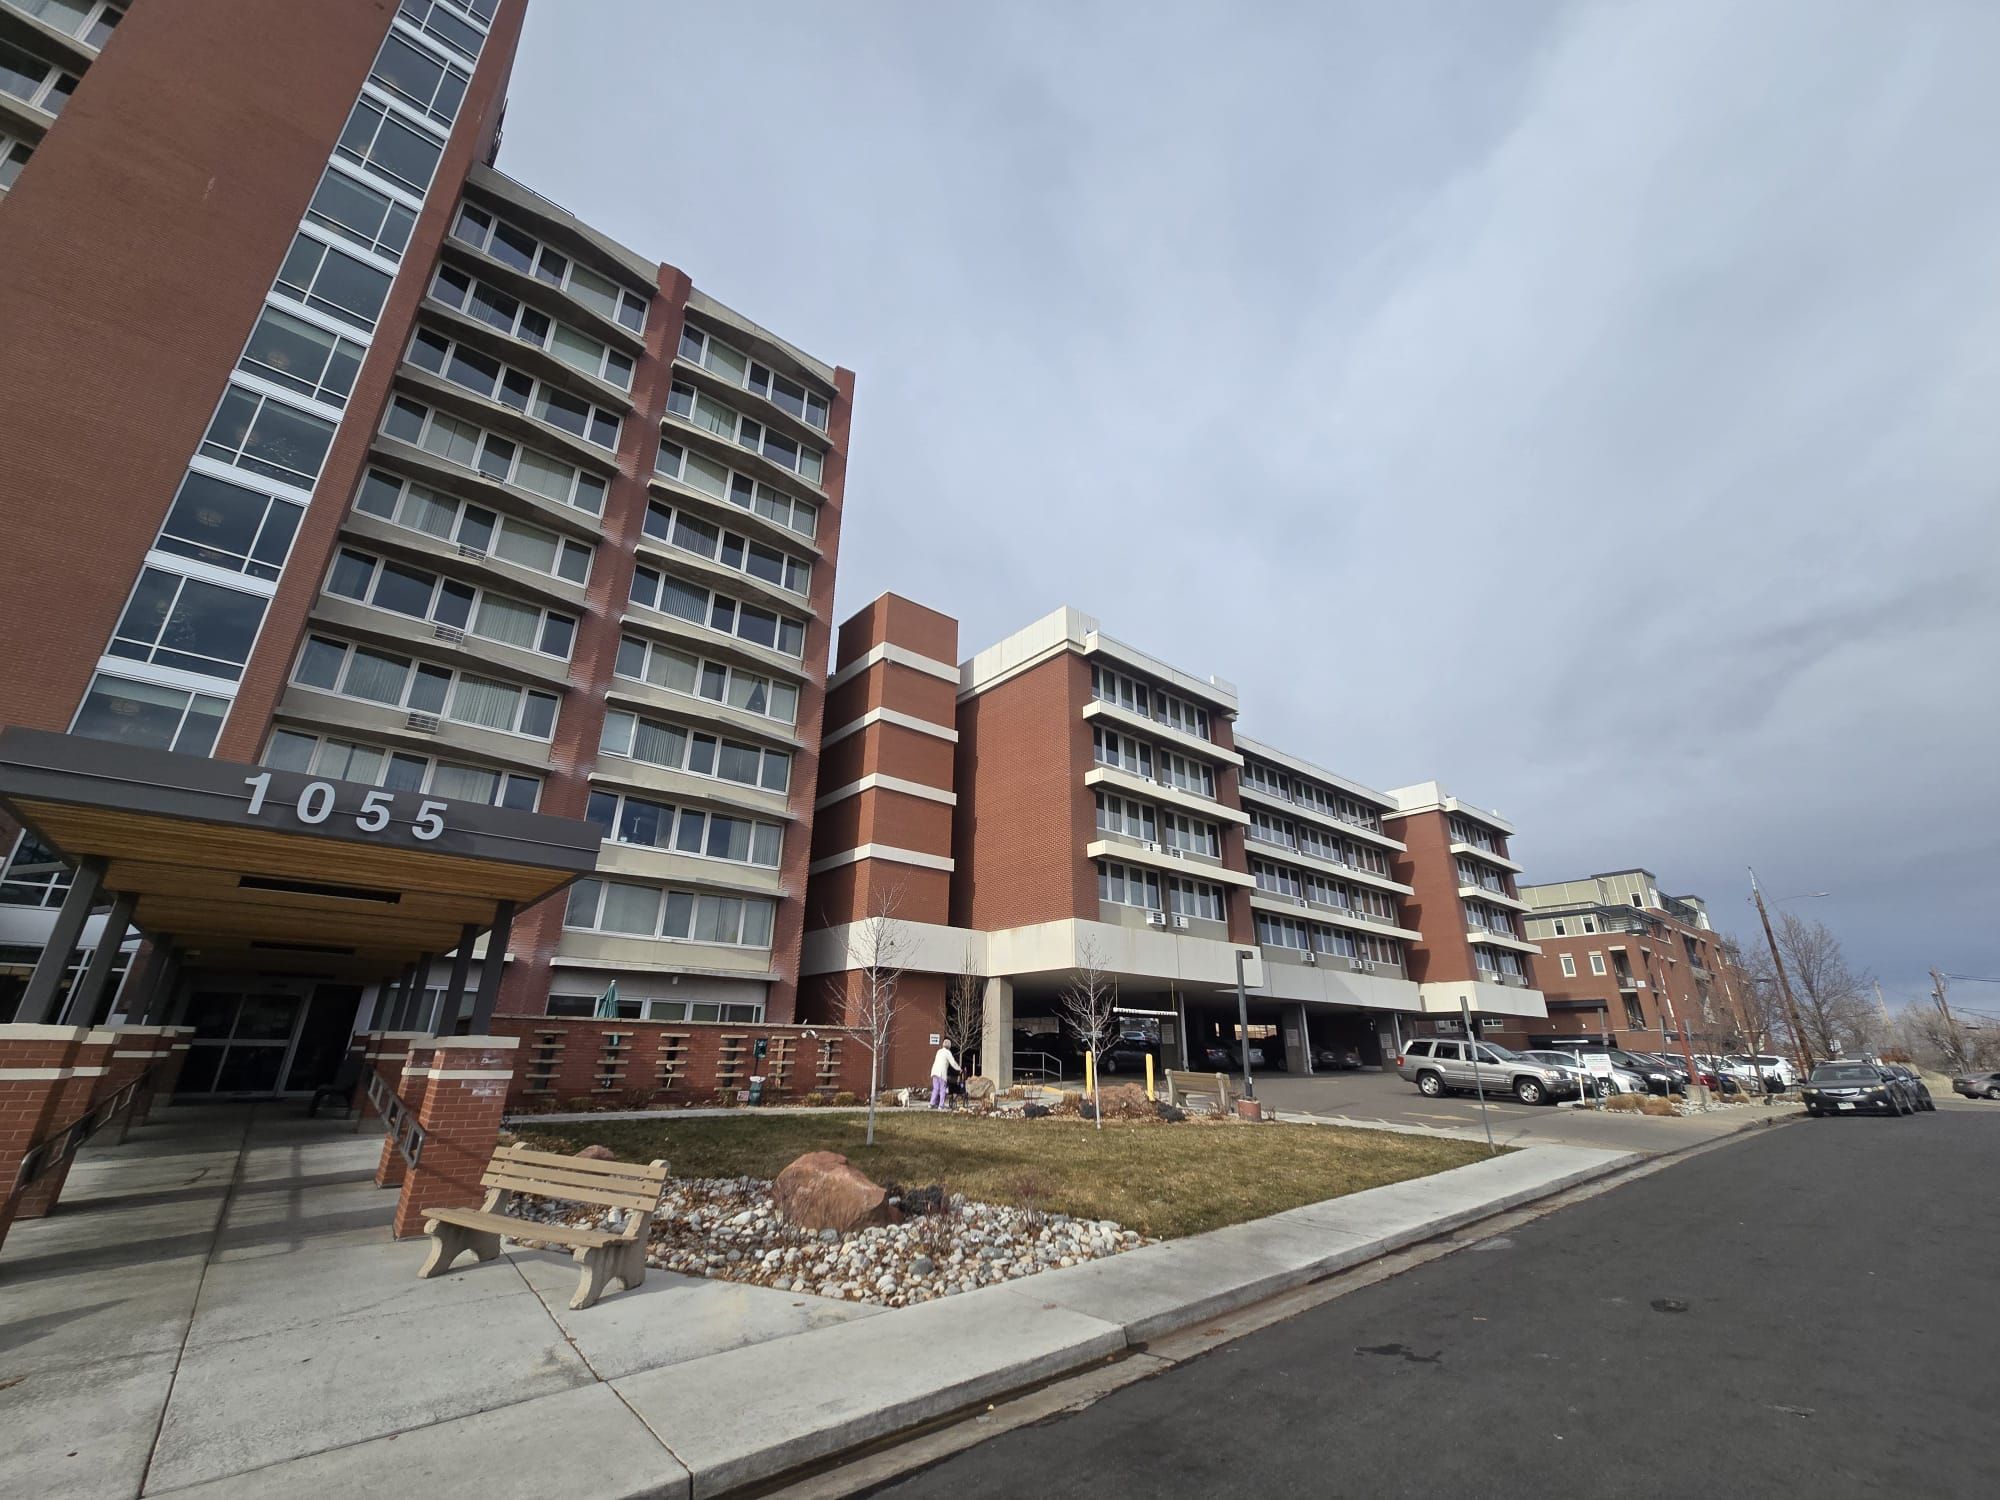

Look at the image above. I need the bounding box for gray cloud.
[500,0,2000,996]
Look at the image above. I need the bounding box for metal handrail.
[7,1060,157,1204]
[1012,1050,1065,1083]
[366,1070,428,1168]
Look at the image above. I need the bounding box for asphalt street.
[870,1107,2000,1499]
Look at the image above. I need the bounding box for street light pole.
[1234,949,1255,1101]
[1748,868,1813,1081]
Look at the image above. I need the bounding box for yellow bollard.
[1145,1053,1156,1101]
[1083,1052,1094,1097]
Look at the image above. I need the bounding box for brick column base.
[143,1027,195,1120]
[391,1035,519,1239]
[375,1041,435,1190]
[0,1024,92,1251]
[11,1030,115,1221]
[101,1028,161,1141]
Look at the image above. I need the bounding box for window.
[1254,913,1308,950]
[450,203,649,331]
[325,547,574,658]
[1093,792,1156,843]
[335,96,442,195]
[1157,749,1215,799]
[1589,953,1607,976]
[72,674,227,755]
[427,266,634,388]
[1251,859,1299,898]
[13,2,124,48]
[584,789,782,868]
[599,709,791,793]
[275,232,393,330]
[1623,997,1646,1030]
[200,386,336,490]
[654,437,818,540]
[398,0,486,60]
[380,397,607,516]
[264,729,540,810]
[1166,877,1224,922]
[678,322,831,430]
[0,38,76,114]
[1560,954,1577,978]
[405,328,621,448]
[1091,726,1152,779]
[155,470,302,582]
[368,30,469,126]
[563,878,775,948]
[292,635,557,739]
[627,568,806,657]
[354,468,593,584]
[613,634,798,725]
[304,166,417,261]
[1090,664,1209,740]
[1098,860,1162,912]
[641,501,811,595]
[1,135,32,192]
[108,567,267,681]
[666,382,824,484]
[1161,811,1219,858]
[239,307,365,407]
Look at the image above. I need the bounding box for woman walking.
[929,1041,958,1109]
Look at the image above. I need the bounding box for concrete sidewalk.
[1,1105,1639,1499]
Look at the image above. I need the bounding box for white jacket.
[931,1045,959,1079]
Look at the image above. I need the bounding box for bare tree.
[1056,936,1117,1130]
[944,946,982,1081]
[845,887,911,1147]
[1721,932,1790,1057]
[1773,911,1873,1061]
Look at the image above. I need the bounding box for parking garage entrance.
[0,727,600,1096]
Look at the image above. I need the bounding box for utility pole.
[1748,868,1813,1080]
[1931,969,1968,1070]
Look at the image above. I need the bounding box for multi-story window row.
[654,434,818,541]
[1475,945,1531,982]
[449,199,649,333]
[627,565,807,659]
[324,546,577,660]
[6,1,123,50]
[583,788,783,870]
[354,467,593,586]
[427,262,634,392]
[1461,899,1522,938]
[563,877,775,950]
[598,709,793,796]
[1091,792,1220,857]
[1089,663,1211,742]
[1239,755,1386,834]
[263,726,541,811]
[406,326,622,449]
[1091,726,1219,800]
[292,633,557,742]
[1253,913,1405,971]
[69,1,492,756]
[1246,808,1392,877]
[612,634,800,728]
[677,320,830,432]
[1248,859,1398,921]
[641,497,811,600]
[667,380,823,486]
[382,394,609,517]
[1096,860,1226,924]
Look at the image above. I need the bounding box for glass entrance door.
[178,990,304,1096]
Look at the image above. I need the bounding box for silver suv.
[1396,1038,1581,1106]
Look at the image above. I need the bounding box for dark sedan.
[1801,1062,1915,1117]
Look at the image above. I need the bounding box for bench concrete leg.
[616,1238,647,1293]
[419,1219,501,1279]
[570,1246,616,1310]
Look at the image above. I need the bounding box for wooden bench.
[418,1144,669,1310]
[1164,1069,1236,1114]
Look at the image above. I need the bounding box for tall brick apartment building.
[0,0,851,1085]
[1517,869,1745,1053]
[802,604,1549,1083]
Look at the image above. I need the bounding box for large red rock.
[772,1151,902,1233]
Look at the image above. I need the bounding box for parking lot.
[1251,1066,1802,1153]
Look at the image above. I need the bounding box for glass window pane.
[72,675,189,750]
[600,883,659,935]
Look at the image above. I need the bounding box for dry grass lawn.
[512,1111,1494,1239]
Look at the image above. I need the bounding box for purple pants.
[930,1075,948,1108]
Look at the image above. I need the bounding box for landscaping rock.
[1022,1102,1051,1119]
[1156,1101,1187,1122]
[772,1150,903,1232]
[573,1144,617,1161]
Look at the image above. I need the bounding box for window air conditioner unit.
[406,711,440,733]
[1302,950,1317,965]
[1349,957,1370,971]
[1169,848,1187,860]
[433,623,466,644]
[1294,895,1309,907]
[1172,915,1190,930]
[457,543,487,561]
[1144,910,1167,927]
[1141,840,1159,853]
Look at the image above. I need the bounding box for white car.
[1519,1049,1646,1097]
[1724,1053,1797,1089]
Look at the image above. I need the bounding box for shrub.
[830,1091,859,1107]
[1600,1093,1643,1112]
[1639,1096,1678,1117]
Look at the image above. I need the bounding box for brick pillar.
[391,1035,519,1239]
[374,1040,436,1190]
[0,1025,93,1246]
[11,1029,115,1221]
[149,1026,195,1114]
[359,1031,428,1126]
[97,1028,156,1143]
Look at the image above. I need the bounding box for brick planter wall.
[391,1036,519,1238]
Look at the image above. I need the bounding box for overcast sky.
[499,0,2000,1003]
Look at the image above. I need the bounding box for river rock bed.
[518,1175,1146,1307]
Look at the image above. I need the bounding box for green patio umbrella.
[594,980,620,1019]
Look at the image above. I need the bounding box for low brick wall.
[490,1016,899,1111]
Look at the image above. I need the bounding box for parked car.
[1199,1041,1266,1071]
[1313,1045,1364,1071]
[1395,1039,1581,1106]
[1725,1053,1798,1091]
[1881,1065,1934,1111]
[1952,1070,2000,1101]
[1551,1042,1682,1096]
[1519,1049,1644,1097]
[1095,1035,1158,1076]
[1801,1062,1914,1117]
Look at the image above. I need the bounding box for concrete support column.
[407,951,436,1032]
[59,891,136,1026]
[15,856,106,1024]
[979,976,1014,1089]
[1291,1004,1313,1076]
[441,925,478,1036]
[467,902,513,1034]
[392,1035,520,1238]
[389,965,420,1032]
[0,1024,91,1250]
[373,1040,435,1190]
[9,1026,114,1221]
[137,941,178,1024]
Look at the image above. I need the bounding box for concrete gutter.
[167,1143,1637,1499]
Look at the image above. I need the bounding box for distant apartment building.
[1518,869,1740,1051]
[802,604,1548,1081]
[0,0,851,1070]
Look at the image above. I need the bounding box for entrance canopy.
[0,728,600,980]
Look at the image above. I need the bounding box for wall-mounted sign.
[242,773,447,841]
